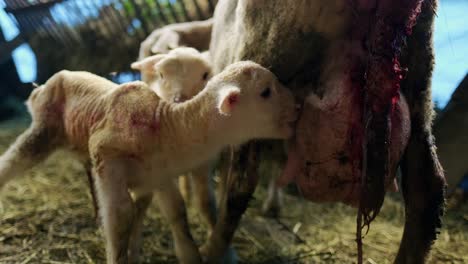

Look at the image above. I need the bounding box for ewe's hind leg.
[155,181,202,264]
[85,163,100,223]
[191,162,217,234]
[396,1,446,262]
[128,193,153,264]
[396,129,445,264]
[0,125,58,188]
[94,159,135,264]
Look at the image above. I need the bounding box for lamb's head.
[131,47,212,103]
[211,61,297,141]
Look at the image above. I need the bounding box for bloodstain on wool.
[111,83,162,137]
[391,58,405,109]
[336,0,425,203]
[44,101,65,120]
[350,1,426,263]
[130,111,160,132]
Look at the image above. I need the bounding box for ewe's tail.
[0,125,58,188]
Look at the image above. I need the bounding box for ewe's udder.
[276,0,421,207]
[278,38,411,206]
[280,88,410,206]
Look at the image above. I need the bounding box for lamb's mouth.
[284,110,300,136]
[172,94,188,103]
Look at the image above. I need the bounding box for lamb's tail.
[25,83,45,115]
[0,125,58,188]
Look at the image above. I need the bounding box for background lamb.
[131,47,212,103]
[136,41,288,218]
[131,46,218,234]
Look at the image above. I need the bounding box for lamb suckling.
[0,61,297,264]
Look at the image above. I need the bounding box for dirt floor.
[0,119,467,264]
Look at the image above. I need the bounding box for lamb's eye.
[159,72,164,79]
[260,87,271,99]
[202,72,209,80]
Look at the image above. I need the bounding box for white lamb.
[131,47,212,103]
[0,61,297,264]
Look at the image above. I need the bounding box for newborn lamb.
[0,61,297,264]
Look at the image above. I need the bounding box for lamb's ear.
[130,54,166,71]
[218,87,241,116]
[153,56,175,70]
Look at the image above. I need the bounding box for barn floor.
[0,119,467,264]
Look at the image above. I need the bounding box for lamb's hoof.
[222,247,238,264]
[128,246,143,264]
[128,253,141,264]
[200,245,238,264]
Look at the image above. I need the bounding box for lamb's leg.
[154,181,202,264]
[128,193,153,264]
[139,18,213,58]
[0,125,58,188]
[260,142,285,217]
[191,162,217,234]
[85,163,100,224]
[202,142,260,264]
[94,159,134,264]
[396,1,446,262]
[261,169,283,218]
[179,175,192,205]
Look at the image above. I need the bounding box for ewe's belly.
[211,0,348,80]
